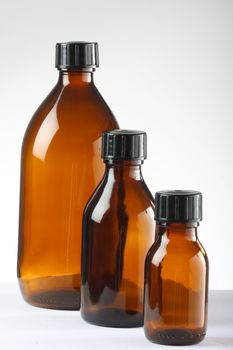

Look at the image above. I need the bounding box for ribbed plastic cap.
[55,42,99,70]
[102,129,147,161]
[155,190,202,223]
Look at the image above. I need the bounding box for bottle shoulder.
[23,83,62,141]
[21,82,119,155]
[84,176,155,223]
[196,238,209,264]
[147,234,208,267]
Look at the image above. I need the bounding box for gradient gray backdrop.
[0,0,232,289]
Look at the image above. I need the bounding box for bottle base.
[82,308,143,328]
[18,275,80,310]
[145,328,206,345]
[24,290,80,310]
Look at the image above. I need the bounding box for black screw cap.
[56,41,99,70]
[155,190,202,223]
[102,129,147,161]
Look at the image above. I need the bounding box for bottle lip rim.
[56,67,97,72]
[155,190,202,197]
[156,219,201,224]
[102,129,146,136]
[56,41,98,46]
[103,159,145,164]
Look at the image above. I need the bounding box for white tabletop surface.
[0,284,232,350]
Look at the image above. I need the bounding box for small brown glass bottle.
[17,42,119,310]
[81,130,155,327]
[144,190,208,345]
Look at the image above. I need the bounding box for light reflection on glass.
[153,233,170,267]
[91,180,114,224]
[32,108,59,161]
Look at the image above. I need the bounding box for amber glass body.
[144,222,208,345]
[17,70,119,310]
[81,160,155,327]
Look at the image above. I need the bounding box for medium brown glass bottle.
[81,130,155,327]
[144,190,208,345]
[17,42,119,310]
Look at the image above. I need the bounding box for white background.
[0,0,232,289]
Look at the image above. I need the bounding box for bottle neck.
[104,160,143,181]
[157,222,198,241]
[57,69,94,86]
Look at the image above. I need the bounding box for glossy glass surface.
[81,161,155,327]
[17,71,119,310]
[144,223,208,345]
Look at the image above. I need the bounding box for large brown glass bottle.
[144,191,208,345]
[81,130,155,327]
[17,42,119,310]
